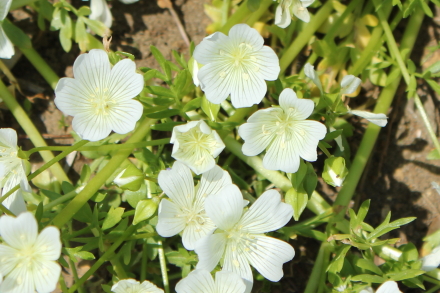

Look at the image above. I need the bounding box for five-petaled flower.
[238,88,326,173]
[0,128,31,215]
[156,161,231,250]
[111,278,164,293]
[0,0,14,59]
[193,23,280,108]
[195,185,294,291]
[0,212,62,293]
[54,49,144,142]
[176,269,246,293]
[274,0,314,28]
[171,120,225,175]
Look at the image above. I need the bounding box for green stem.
[26,138,170,156]
[111,257,128,279]
[219,0,251,34]
[67,225,138,292]
[279,1,333,73]
[20,47,60,90]
[43,189,78,211]
[0,79,70,183]
[10,0,37,10]
[140,242,148,281]
[158,240,170,293]
[52,119,155,228]
[64,240,86,293]
[245,0,273,27]
[304,243,330,293]
[334,4,425,208]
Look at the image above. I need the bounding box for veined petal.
[349,110,388,127]
[239,121,275,156]
[182,218,216,251]
[244,235,295,282]
[0,245,19,276]
[279,88,314,120]
[0,212,37,249]
[108,59,144,102]
[195,165,232,205]
[252,46,280,81]
[263,134,301,173]
[156,199,187,237]
[292,0,310,23]
[193,32,229,65]
[0,0,12,21]
[35,227,61,261]
[205,184,243,230]
[2,173,26,215]
[223,243,253,289]
[229,64,268,108]
[108,99,143,134]
[215,271,246,293]
[275,3,292,29]
[172,148,216,176]
[293,120,327,161]
[54,78,94,117]
[239,190,292,233]
[0,26,14,59]
[376,281,402,293]
[33,260,61,293]
[0,263,34,293]
[195,233,227,272]
[197,62,234,105]
[71,111,112,141]
[89,0,112,28]
[0,128,17,149]
[175,269,216,293]
[228,24,264,50]
[72,49,111,94]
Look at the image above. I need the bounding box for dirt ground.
[2,1,440,292]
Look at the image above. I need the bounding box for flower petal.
[71,111,112,141]
[263,134,301,173]
[193,32,229,65]
[158,161,194,209]
[222,243,253,290]
[0,263,34,293]
[205,184,243,230]
[156,199,187,237]
[195,233,227,273]
[0,128,17,149]
[279,88,314,120]
[196,165,232,204]
[244,235,295,281]
[421,246,440,271]
[175,269,216,293]
[239,190,292,233]
[54,78,93,117]
[215,270,246,293]
[2,173,27,215]
[89,0,112,28]
[341,75,361,95]
[72,49,111,94]
[376,281,402,293]
[108,59,144,102]
[35,227,61,261]
[304,63,323,93]
[0,245,19,276]
[252,46,280,81]
[0,212,37,249]
[275,3,292,29]
[108,99,143,134]
[182,219,216,251]
[33,260,61,293]
[349,110,388,127]
[0,0,12,21]
[292,0,310,23]
[0,26,14,59]
[229,24,264,50]
[229,68,268,108]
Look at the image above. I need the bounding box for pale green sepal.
[322,156,348,187]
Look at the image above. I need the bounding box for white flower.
[238,88,326,173]
[90,0,112,28]
[157,161,231,250]
[349,110,388,127]
[274,0,314,28]
[111,279,163,293]
[0,128,31,215]
[0,212,62,293]
[304,63,323,93]
[171,120,225,175]
[361,281,402,293]
[195,185,294,290]
[54,49,144,142]
[0,0,14,59]
[421,245,440,271]
[193,24,280,108]
[340,75,361,95]
[176,269,246,293]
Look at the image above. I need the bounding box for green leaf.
[427,148,440,160]
[392,0,403,9]
[72,202,93,223]
[59,14,72,52]
[386,269,425,281]
[75,17,89,52]
[385,67,401,86]
[201,95,220,121]
[327,245,350,274]
[247,0,261,11]
[182,97,201,112]
[303,163,317,197]
[146,109,181,119]
[79,164,91,184]
[41,189,61,201]
[418,0,433,17]
[171,69,193,98]
[133,199,159,225]
[355,258,383,275]
[322,156,348,187]
[77,6,91,16]
[426,61,440,74]
[102,207,125,230]
[114,163,144,191]
[83,18,108,37]
[324,129,343,142]
[151,121,185,131]
[400,243,419,262]
[124,183,148,208]
[2,19,32,49]
[285,187,308,221]
[426,79,440,96]
[150,45,172,81]
[289,159,307,189]
[351,274,386,283]
[145,86,176,98]
[75,251,95,260]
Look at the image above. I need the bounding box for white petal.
[33,261,61,293]
[158,161,194,210]
[222,243,253,288]
[72,49,111,92]
[193,32,229,65]
[71,112,112,141]
[275,3,292,29]
[195,233,227,272]
[89,0,112,28]
[215,270,246,293]
[196,165,232,204]
[119,0,139,4]
[205,184,243,230]
[54,78,92,117]
[35,227,61,261]
[292,1,310,23]
[245,236,295,281]
[0,0,12,21]
[293,120,327,161]
[175,269,216,293]
[301,0,315,8]
[0,263,34,293]
[139,280,164,293]
[229,68,268,108]
[0,27,14,59]
[111,279,139,293]
[156,199,187,237]
[239,122,274,156]
[108,59,144,102]
[108,99,143,134]
[2,173,27,215]
[376,281,402,293]
[349,110,388,127]
[341,75,361,95]
[0,128,17,149]
[304,63,323,93]
[0,245,19,276]
[421,246,440,271]
[182,220,216,251]
[197,62,235,105]
[263,134,301,173]
[228,24,264,50]
[239,190,292,233]
[253,47,279,81]
[279,88,315,120]
[0,212,37,249]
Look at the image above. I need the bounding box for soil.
[2,1,440,292]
